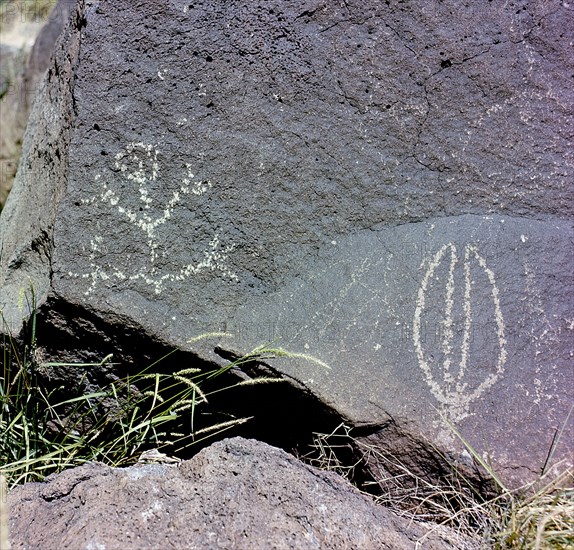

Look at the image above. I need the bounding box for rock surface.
[7,437,471,550]
[0,0,572,488]
[0,0,72,208]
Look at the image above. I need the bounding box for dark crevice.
[22,296,499,514]
[31,296,368,473]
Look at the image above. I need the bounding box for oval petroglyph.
[68,142,237,295]
[413,243,507,424]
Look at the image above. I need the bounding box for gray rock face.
[7,437,471,549]
[0,0,80,319]
[0,0,572,488]
[229,215,574,488]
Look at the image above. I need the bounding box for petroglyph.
[413,243,507,424]
[69,142,237,295]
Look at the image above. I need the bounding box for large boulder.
[0,0,572,489]
[7,437,471,549]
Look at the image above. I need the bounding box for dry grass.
[306,424,574,549]
[488,468,574,549]
[0,307,330,547]
[1,299,330,490]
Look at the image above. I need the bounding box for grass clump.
[489,469,574,549]
[0,304,328,489]
[0,329,232,487]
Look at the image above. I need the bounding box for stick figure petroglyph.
[69,142,237,295]
[413,243,507,424]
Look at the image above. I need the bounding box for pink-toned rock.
[8,438,474,549]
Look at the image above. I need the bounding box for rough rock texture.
[0,0,572,488]
[7,437,472,550]
[229,215,574,488]
[0,0,73,208]
[0,0,80,313]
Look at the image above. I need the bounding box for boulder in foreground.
[7,437,473,549]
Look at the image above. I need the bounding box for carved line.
[413,242,507,422]
[68,142,237,295]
